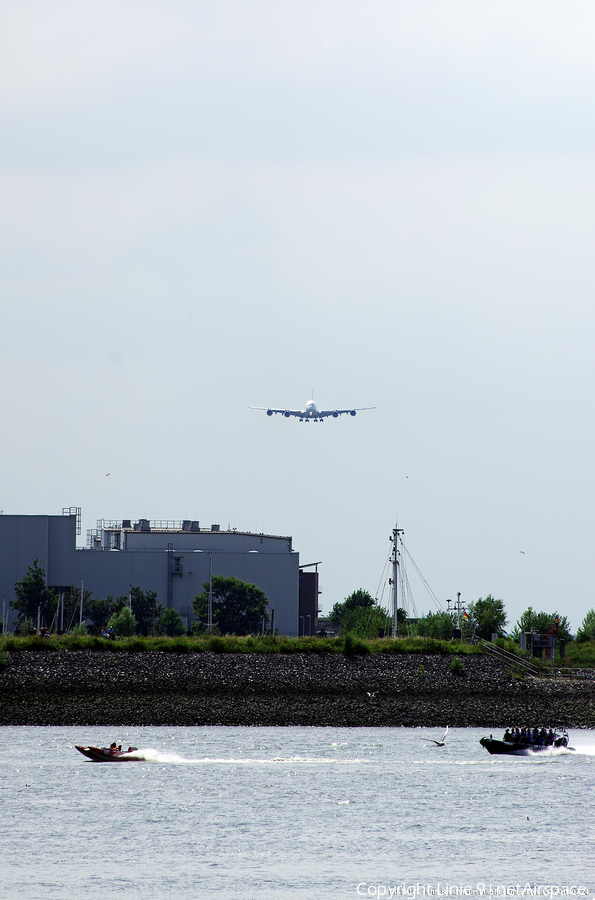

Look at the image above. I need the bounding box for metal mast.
[392,526,404,637]
[208,553,213,631]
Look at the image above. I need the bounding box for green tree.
[158,607,186,636]
[130,587,164,636]
[12,560,57,627]
[511,607,572,643]
[576,609,595,643]
[330,589,375,628]
[192,576,269,635]
[467,595,507,641]
[339,604,393,639]
[415,610,457,640]
[107,606,136,637]
[85,595,128,635]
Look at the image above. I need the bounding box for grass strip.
[0,633,484,656]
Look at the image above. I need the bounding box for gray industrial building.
[0,509,304,635]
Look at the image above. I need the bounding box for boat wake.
[130,749,365,765]
[526,742,595,757]
[524,745,576,757]
[567,743,595,757]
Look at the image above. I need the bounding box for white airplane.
[249,399,375,422]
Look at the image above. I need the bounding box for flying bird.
[420,726,448,747]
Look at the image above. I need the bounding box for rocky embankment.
[1,651,594,727]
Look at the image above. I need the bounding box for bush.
[560,640,595,667]
[450,657,465,675]
[107,607,136,637]
[69,623,88,636]
[158,608,186,637]
[16,617,37,636]
[343,633,356,655]
[492,637,531,658]
[576,609,595,643]
[341,633,371,655]
[331,596,392,639]
[117,637,148,652]
[414,611,457,641]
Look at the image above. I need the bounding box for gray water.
[1,727,594,899]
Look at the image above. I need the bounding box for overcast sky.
[1,1,594,633]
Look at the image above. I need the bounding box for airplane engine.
[332,411,339,418]
[283,410,291,417]
[350,410,356,416]
[266,409,273,416]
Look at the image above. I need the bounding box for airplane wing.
[248,407,304,417]
[317,407,376,418]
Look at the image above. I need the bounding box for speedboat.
[479,730,573,755]
[76,745,142,762]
